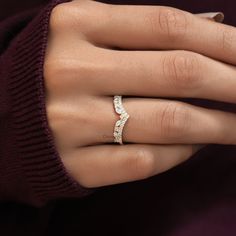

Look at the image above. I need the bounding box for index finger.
[79,1,236,65]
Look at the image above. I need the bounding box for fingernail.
[196,12,224,23]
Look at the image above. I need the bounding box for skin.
[44,0,236,188]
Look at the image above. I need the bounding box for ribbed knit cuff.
[7,0,95,207]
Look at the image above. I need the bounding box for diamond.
[113,96,129,145]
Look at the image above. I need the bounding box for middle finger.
[90,49,236,104]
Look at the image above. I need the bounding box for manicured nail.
[196,12,224,23]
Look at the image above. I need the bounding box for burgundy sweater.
[1,0,236,235]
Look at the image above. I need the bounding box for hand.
[44,0,236,188]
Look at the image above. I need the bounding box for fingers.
[89,49,236,104]
[63,144,201,188]
[94,97,236,145]
[79,2,236,65]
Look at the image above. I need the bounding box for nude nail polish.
[196,12,224,23]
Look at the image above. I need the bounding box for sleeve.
[0,0,95,207]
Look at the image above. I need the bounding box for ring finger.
[91,96,236,145]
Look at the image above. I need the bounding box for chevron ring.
[113,95,130,144]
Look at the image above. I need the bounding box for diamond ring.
[113,95,130,144]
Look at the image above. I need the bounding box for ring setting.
[113,95,129,144]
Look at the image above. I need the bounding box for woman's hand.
[44,0,236,188]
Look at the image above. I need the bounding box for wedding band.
[113,95,130,144]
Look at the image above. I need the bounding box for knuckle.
[44,60,68,90]
[129,149,155,180]
[46,98,91,139]
[159,102,190,140]
[44,59,60,78]
[50,3,74,30]
[44,45,104,95]
[44,58,92,92]
[50,1,92,32]
[50,1,111,39]
[149,7,188,41]
[162,52,201,89]
[45,102,63,136]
